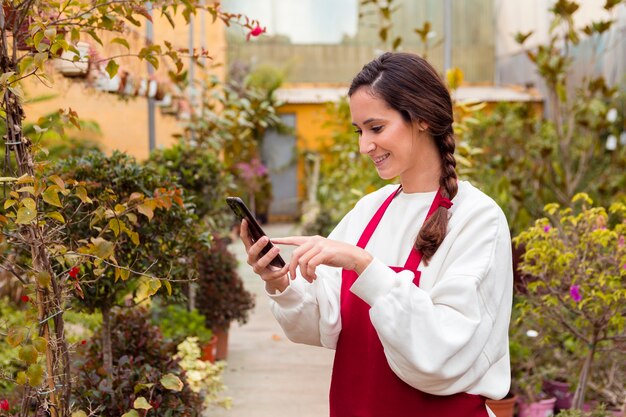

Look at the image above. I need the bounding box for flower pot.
[542,379,573,411]
[215,326,230,361]
[518,397,556,417]
[486,393,517,417]
[200,334,218,363]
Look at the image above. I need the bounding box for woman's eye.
[372,126,383,133]
[354,129,362,135]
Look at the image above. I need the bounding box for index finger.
[271,236,310,246]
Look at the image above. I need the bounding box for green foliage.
[54,150,198,313]
[152,302,213,345]
[147,141,233,233]
[513,194,626,408]
[195,238,255,330]
[73,306,203,416]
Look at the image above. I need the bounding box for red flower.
[69,266,80,278]
[20,295,29,303]
[0,399,9,410]
[246,25,266,41]
[80,340,87,345]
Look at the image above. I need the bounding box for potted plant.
[152,301,218,363]
[514,194,626,410]
[195,237,255,360]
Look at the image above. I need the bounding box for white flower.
[606,135,618,151]
[607,108,618,123]
[526,329,539,338]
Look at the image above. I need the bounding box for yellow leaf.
[75,186,93,204]
[90,237,115,259]
[446,67,464,91]
[45,211,65,223]
[130,231,140,246]
[125,212,138,225]
[133,397,152,410]
[16,174,34,184]
[36,271,52,288]
[129,192,144,201]
[121,411,139,417]
[22,198,36,211]
[72,411,88,417]
[16,206,37,224]
[114,204,126,214]
[134,382,154,394]
[27,364,44,387]
[32,337,47,353]
[109,219,122,236]
[16,371,27,385]
[160,373,183,391]
[17,186,35,195]
[19,345,38,364]
[137,203,154,221]
[163,279,172,296]
[7,327,27,347]
[4,199,17,209]
[120,268,130,281]
[48,175,65,190]
[43,186,62,207]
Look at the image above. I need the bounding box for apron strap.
[356,185,402,250]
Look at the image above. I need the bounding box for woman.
[240,52,513,417]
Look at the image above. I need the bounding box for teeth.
[374,154,390,163]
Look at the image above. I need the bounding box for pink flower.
[543,225,551,233]
[569,285,582,302]
[618,236,624,248]
[0,399,9,411]
[20,295,29,303]
[246,25,266,41]
[69,266,80,278]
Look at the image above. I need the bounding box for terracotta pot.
[518,397,556,417]
[214,326,230,361]
[542,379,573,411]
[200,335,218,363]
[486,394,517,417]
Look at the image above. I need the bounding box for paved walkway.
[206,223,335,417]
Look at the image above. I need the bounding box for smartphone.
[226,197,286,268]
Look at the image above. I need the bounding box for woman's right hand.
[240,219,290,293]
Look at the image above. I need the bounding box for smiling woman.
[238,52,513,417]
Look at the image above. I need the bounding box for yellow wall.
[23,9,227,161]
[278,102,337,204]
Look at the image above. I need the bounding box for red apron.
[329,186,488,417]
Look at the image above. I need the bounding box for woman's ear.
[417,120,429,132]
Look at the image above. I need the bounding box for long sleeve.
[350,196,513,398]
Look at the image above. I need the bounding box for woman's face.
[349,88,423,181]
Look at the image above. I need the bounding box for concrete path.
[205,223,335,417]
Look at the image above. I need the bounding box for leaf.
[160,373,183,391]
[43,186,62,207]
[36,271,52,288]
[133,397,152,410]
[4,199,17,210]
[72,411,88,417]
[48,175,65,190]
[163,279,172,296]
[136,277,161,301]
[109,219,122,236]
[75,186,93,204]
[137,203,154,221]
[16,206,37,224]
[27,364,44,387]
[45,211,65,224]
[105,59,119,79]
[32,337,47,353]
[19,345,38,364]
[90,237,115,259]
[119,268,130,281]
[121,411,139,417]
[7,327,28,347]
[130,231,140,246]
[16,371,28,385]
[111,37,130,50]
[22,198,36,211]
[134,382,154,394]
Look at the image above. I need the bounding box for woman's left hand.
[272,236,373,283]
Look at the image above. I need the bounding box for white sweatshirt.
[268,181,513,401]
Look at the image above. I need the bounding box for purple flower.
[569,285,582,302]
[618,236,624,248]
[543,225,551,233]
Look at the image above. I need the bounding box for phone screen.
[226,197,286,268]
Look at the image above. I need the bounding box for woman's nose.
[359,136,376,154]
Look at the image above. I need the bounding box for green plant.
[195,237,255,331]
[152,302,213,345]
[514,193,626,409]
[73,306,203,416]
[174,337,231,409]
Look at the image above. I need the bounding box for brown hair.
[348,52,457,264]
